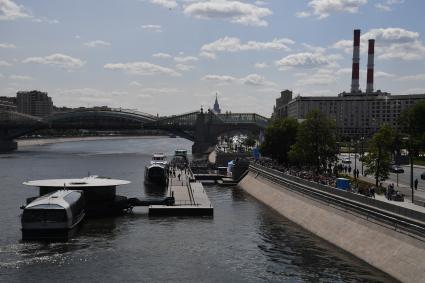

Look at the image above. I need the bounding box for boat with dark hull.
[21,190,85,241]
[23,176,131,216]
[145,153,169,186]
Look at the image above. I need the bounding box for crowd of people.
[254,158,337,187]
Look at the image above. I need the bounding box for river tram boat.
[144,153,169,186]
[23,176,131,216]
[21,190,85,241]
[171,149,189,168]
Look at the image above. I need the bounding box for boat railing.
[173,200,199,206]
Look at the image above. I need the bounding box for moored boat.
[144,153,169,186]
[21,190,85,241]
[23,176,131,216]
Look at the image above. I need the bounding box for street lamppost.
[404,136,415,203]
[360,136,365,176]
[354,140,358,181]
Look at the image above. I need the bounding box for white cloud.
[200,36,294,58]
[295,11,310,18]
[0,0,29,20]
[129,81,143,87]
[254,62,268,69]
[9,74,33,80]
[241,74,275,86]
[175,64,194,71]
[362,27,419,44]
[183,1,272,27]
[299,0,367,19]
[141,24,162,32]
[402,88,425,95]
[275,52,337,70]
[152,52,172,58]
[104,61,180,76]
[302,43,326,53]
[174,56,198,63]
[333,28,425,61]
[375,71,395,78]
[202,74,238,83]
[33,17,59,24]
[199,51,216,59]
[296,71,337,86]
[0,60,11,66]
[83,40,111,48]
[149,0,178,9]
[397,74,425,81]
[375,0,404,11]
[202,73,275,86]
[0,42,16,48]
[23,53,85,69]
[139,87,179,94]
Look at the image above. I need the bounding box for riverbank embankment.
[238,165,425,283]
[17,136,167,148]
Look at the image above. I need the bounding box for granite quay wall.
[238,165,425,283]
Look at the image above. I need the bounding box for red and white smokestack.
[366,39,375,94]
[351,29,361,93]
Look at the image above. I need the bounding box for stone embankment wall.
[238,171,425,283]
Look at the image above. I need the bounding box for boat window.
[63,192,82,204]
[22,209,67,223]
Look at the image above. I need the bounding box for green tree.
[363,124,396,187]
[398,101,425,200]
[260,117,298,163]
[288,110,337,171]
[243,135,256,149]
[399,101,425,152]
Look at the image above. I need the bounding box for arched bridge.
[0,108,269,153]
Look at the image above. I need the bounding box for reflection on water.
[0,138,395,282]
[144,183,168,197]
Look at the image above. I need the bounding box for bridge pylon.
[192,110,215,154]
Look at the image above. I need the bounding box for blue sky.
[1,0,425,115]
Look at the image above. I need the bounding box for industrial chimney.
[351,29,361,93]
[366,39,375,94]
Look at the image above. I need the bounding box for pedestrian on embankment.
[415,178,418,190]
[370,186,375,198]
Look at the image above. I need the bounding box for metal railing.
[250,164,425,240]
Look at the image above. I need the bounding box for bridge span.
[0,108,269,153]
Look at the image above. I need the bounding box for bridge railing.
[109,108,158,119]
[217,113,269,127]
[0,110,44,127]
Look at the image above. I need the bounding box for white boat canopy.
[23,176,131,188]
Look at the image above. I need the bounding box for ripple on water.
[0,138,397,282]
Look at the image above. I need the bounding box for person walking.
[415,178,418,190]
[370,186,375,198]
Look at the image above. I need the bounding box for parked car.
[389,165,404,174]
[341,157,351,164]
[421,171,425,180]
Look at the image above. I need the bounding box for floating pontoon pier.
[149,167,213,216]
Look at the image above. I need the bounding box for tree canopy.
[363,124,396,186]
[399,101,425,155]
[260,117,298,163]
[288,110,337,171]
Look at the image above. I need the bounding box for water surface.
[0,138,395,282]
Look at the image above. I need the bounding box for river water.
[0,137,395,282]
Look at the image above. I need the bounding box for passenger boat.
[23,176,131,216]
[21,190,85,241]
[144,153,169,186]
[172,149,189,168]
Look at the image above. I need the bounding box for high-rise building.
[213,93,221,114]
[16,90,53,117]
